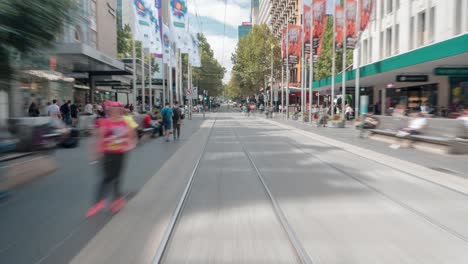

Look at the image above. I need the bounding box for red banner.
[287,24,301,64]
[335,5,344,48]
[360,0,373,31]
[346,0,357,49]
[304,4,312,52]
[312,0,326,55]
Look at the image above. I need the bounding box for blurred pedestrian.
[172,101,183,140]
[47,99,61,119]
[28,102,40,117]
[161,102,173,142]
[70,102,79,126]
[457,109,468,139]
[60,100,72,125]
[84,101,94,115]
[86,101,136,218]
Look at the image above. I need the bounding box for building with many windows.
[238,22,253,39]
[252,0,272,26]
[313,0,468,115]
[269,0,299,38]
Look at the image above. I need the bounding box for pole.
[355,0,361,119]
[309,1,314,123]
[270,45,274,112]
[342,0,347,119]
[175,49,179,104]
[331,0,336,116]
[281,63,284,118]
[286,25,290,119]
[149,54,153,112]
[179,51,183,104]
[132,39,137,108]
[162,63,166,106]
[169,65,173,106]
[141,48,146,113]
[300,1,305,122]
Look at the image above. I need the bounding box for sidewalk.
[269,114,468,179]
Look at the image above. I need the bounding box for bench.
[367,116,468,154]
[132,115,161,140]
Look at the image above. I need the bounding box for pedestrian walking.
[70,102,79,126]
[86,101,136,218]
[47,99,61,119]
[60,100,72,125]
[28,102,40,117]
[172,101,183,140]
[161,102,173,142]
[84,101,94,115]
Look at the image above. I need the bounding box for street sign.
[396,75,429,82]
[434,67,468,76]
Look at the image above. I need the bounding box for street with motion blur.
[1,106,468,263]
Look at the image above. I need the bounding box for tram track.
[152,116,314,264]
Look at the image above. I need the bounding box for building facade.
[253,0,272,26]
[238,22,253,39]
[351,0,468,113]
[269,0,299,38]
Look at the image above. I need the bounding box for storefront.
[449,77,468,112]
[386,83,438,111]
[19,70,74,116]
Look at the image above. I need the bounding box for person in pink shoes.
[86,101,137,218]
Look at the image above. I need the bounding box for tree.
[117,24,133,58]
[230,24,281,98]
[313,13,353,81]
[225,75,242,100]
[189,33,225,97]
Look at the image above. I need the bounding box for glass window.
[418,11,426,47]
[387,0,393,14]
[395,24,399,54]
[74,25,82,43]
[380,0,385,17]
[369,37,373,62]
[90,30,97,48]
[410,16,414,50]
[386,27,392,57]
[396,0,400,10]
[362,39,368,64]
[380,31,384,59]
[454,0,462,35]
[429,7,435,43]
[89,0,97,31]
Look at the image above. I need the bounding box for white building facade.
[326,0,468,114]
[253,0,272,26]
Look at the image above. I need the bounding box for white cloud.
[188,0,251,83]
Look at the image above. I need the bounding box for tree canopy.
[229,24,281,99]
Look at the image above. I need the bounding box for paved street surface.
[4,110,468,264]
[0,117,205,264]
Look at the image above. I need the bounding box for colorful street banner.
[312,0,327,55]
[133,0,152,48]
[287,24,301,65]
[304,4,312,54]
[346,0,357,49]
[189,33,202,67]
[360,0,374,31]
[148,2,162,55]
[335,5,344,49]
[162,23,172,64]
[169,0,189,52]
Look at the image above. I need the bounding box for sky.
[187,0,335,84]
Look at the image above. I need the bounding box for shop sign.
[434,67,468,76]
[112,85,131,90]
[396,75,428,82]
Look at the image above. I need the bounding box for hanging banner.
[304,4,312,54]
[169,0,189,51]
[312,0,326,56]
[346,0,357,49]
[287,24,301,65]
[133,0,152,48]
[148,2,162,55]
[189,33,202,67]
[360,0,374,31]
[162,24,172,64]
[335,5,344,49]
[281,28,287,59]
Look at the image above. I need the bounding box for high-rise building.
[238,22,253,39]
[252,0,272,26]
[269,0,299,38]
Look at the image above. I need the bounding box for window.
[410,16,414,50]
[387,0,393,14]
[454,0,462,35]
[395,24,399,54]
[386,27,392,57]
[380,0,385,18]
[91,30,97,48]
[74,25,82,42]
[418,11,426,47]
[429,7,435,43]
[362,39,368,64]
[380,31,384,59]
[89,0,97,31]
[396,0,400,10]
[369,37,373,62]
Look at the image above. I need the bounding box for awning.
[74,84,90,90]
[23,70,75,82]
